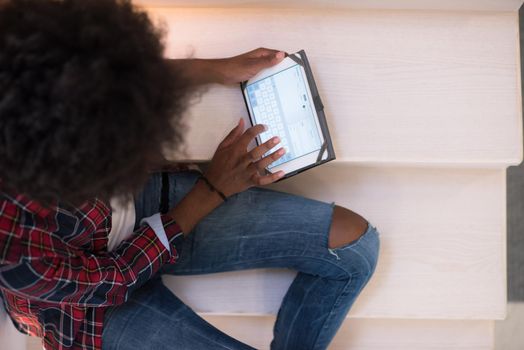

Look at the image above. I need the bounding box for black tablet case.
[240,50,336,180]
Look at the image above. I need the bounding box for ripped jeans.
[102,170,380,350]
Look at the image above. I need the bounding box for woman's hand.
[169,119,285,234]
[169,48,286,86]
[204,118,286,198]
[214,48,286,85]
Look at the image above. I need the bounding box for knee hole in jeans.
[327,205,369,249]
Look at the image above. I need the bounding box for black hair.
[0,0,188,204]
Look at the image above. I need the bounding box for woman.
[0,0,379,349]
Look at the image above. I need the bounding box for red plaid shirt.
[0,188,183,349]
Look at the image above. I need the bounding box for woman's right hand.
[204,118,286,199]
[170,119,285,234]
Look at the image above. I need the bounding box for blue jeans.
[102,171,380,350]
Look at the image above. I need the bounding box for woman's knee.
[328,205,368,249]
[327,206,380,281]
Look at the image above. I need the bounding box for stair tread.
[201,316,495,350]
[147,8,522,166]
[163,166,506,319]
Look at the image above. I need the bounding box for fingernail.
[278,148,285,155]
[278,171,285,177]
[273,137,280,144]
[276,51,285,59]
[262,124,268,131]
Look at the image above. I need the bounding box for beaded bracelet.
[198,175,227,202]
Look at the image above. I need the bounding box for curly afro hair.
[0,0,188,204]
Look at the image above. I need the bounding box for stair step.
[200,316,494,350]
[163,165,506,319]
[148,8,522,167]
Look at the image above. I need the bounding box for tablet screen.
[245,63,322,169]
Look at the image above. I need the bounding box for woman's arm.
[169,48,285,86]
[0,212,182,307]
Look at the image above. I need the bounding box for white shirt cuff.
[140,213,171,254]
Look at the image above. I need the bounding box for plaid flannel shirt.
[0,188,183,349]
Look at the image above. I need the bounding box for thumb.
[252,51,286,70]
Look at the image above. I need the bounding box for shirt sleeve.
[0,214,183,307]
[140,213,175,255]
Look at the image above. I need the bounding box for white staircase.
[144,1,522,349]
[7,1,524,349]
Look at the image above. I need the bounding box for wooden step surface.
[146,7,522,167]
[163,165,506,319]
[201,316,495,350]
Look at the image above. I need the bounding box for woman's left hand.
[214,48,286,84]
[169,48,285,87]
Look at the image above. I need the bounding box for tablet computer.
[241,50,335,179]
